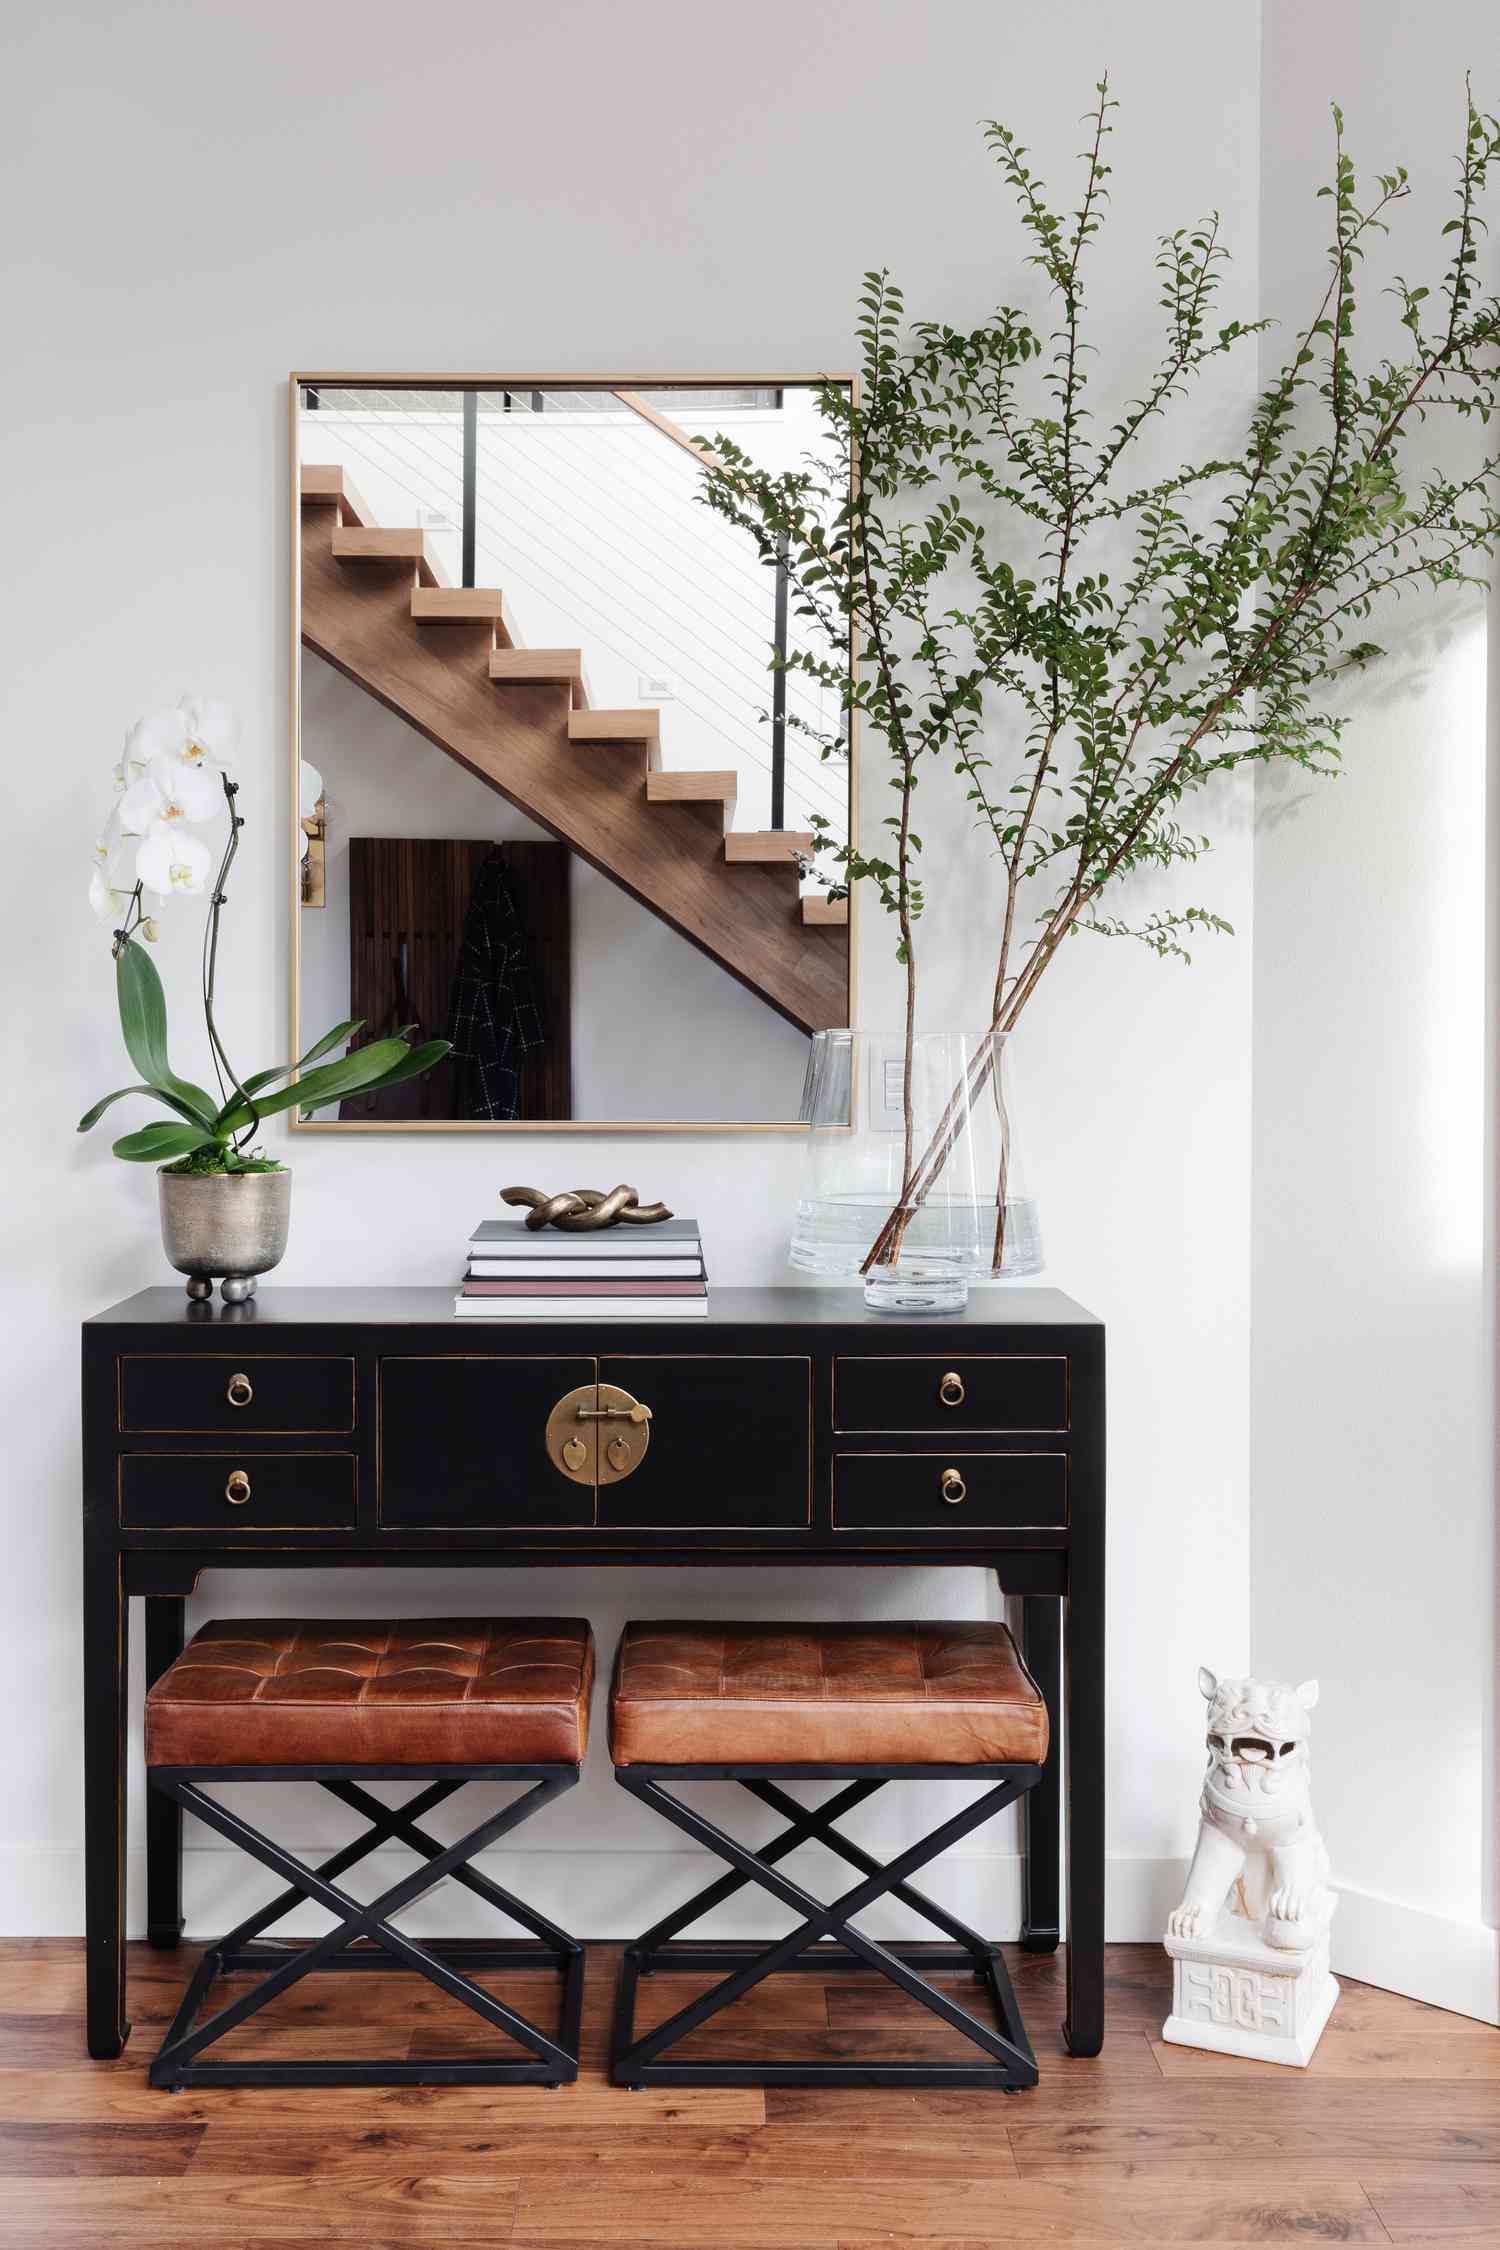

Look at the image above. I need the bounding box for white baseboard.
[1330,1881,1499,2026]
[2,1847,1491,2021]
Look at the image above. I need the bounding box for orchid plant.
[80,698,449,1172]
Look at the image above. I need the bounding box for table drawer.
[119,1453,357,1529]
[833,1451,1067,1529]
[834,1354,1068,1434]
[119,1355,355,1435]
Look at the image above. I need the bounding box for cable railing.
[300,384,849,852]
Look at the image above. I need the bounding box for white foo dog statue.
[1161,1667,1338,2066]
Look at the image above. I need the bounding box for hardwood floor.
[0,1939,1495,2244]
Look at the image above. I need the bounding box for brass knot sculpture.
[501,1183,674,1233]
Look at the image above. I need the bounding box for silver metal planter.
[159,1169,292,1302]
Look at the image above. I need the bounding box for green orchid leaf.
[78,1084,208,1134]
[222,1020,367,1116]
[299,1038,451,1118]
[298,1018,366,1068]
[218,1037,445,1132]
[110,1121,222,1164]
[115,942,217,1125]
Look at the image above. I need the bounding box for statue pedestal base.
[1162,1907,1338,2068]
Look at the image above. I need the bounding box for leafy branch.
[696,78,1500,1272]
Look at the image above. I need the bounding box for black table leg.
[1062,1549,1105,2056]
[144,1598,185,1949]
[83,1547,130,2059]
[1018,1592,1061,1953]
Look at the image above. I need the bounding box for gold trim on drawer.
[117,1354,357,1435]
[832,1353,1071,1434]
[830,1449,1069,1530]
[117,1451,358,1530]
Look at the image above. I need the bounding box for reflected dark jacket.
[447,849,543,1120]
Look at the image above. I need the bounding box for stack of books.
[454,1217,707,1317]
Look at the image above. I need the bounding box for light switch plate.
[638,671,678,700]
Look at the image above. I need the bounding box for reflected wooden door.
[343,836,571,1120]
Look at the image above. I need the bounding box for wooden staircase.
[299,467,848,1035]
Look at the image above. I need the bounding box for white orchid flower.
[112,745,147,794]
[89,866,127,924]
[136,820,211,898]
[88,833,138,924]
[179,695,239,772]
[298,759,323,820]
[121,707,191,778]
[148,747,224,823]
[117,696,238,786]
[117,768,165,835]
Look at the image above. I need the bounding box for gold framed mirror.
[288,373,856,1132]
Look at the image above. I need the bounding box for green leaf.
[297,1038,452,1120]
[296,1017,366,1069]
[224,1019,366,1114]
[110,1121,222,1164]
[115,943,217,1125]
[78,1083,208,1134]
[218,1038,449,1132]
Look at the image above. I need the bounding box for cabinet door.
[379,1356,595,1527]
[597,1356,810,1528]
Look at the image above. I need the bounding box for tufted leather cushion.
[609,1621,1047,1767]
[146,1619,593,1769]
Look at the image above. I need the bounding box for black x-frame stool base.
[147,1762,584,2091]
[610,1761,1042,2094]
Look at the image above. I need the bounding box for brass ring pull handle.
[225,1470,252,1507]
[940,1466,967,1506]
[938,1370,965,1408]
[576,1400,652,1425]
[226,1371,254,1409]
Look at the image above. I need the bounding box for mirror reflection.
[294,379,852,1125]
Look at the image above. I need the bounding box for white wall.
[3,0,1260,1942]
[1254,0,1498,2019]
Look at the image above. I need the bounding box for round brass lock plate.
[544,1382,652,1486]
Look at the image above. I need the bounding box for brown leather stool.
[608,1619,1048,2092]
[145,1617,593,2090]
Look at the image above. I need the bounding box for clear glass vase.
[790,1029,1043,1312]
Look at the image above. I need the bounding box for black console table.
[82,1286,1105,2061]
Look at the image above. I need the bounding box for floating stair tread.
[646,770,738,806]
[725,830,813,864]
[332,527,449,590]
[300,465,373,527]
[491,648,591,707]
[802,894,848,925]
[568,708,659,745]
[412,586,513,644]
